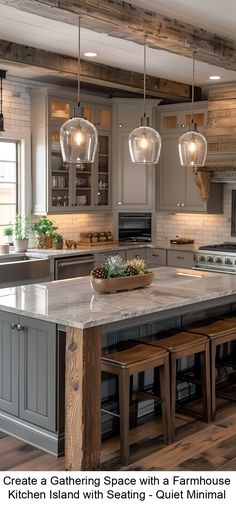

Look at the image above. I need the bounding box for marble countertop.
[25,242,198,259]
[0,267,235,329]
[0,242,198,261]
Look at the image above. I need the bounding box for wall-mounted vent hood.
[204,88,236,172]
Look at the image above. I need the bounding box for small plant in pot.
[3,225,13,244]
[13,215,31,252]
[53,233,64,250]
[32,216,57,249]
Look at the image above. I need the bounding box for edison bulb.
[189,141,197,153]
[74,130,84,146]
[139,136,149,149]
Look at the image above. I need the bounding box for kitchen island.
[0,267,236,470]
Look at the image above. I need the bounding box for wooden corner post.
[65,325,101,470]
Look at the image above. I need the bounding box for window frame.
[0,127,31,217]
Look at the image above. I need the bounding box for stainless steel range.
[195,243,236,273]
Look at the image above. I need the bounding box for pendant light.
[178,52,207,168]
[0,70,6,134]
[128,38,161,164]
[60,18,98,163]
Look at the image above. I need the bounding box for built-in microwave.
[118,212,152,243]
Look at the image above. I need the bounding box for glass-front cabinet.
[31,88,111,214]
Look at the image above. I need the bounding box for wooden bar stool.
[188,319,236,420]
[143,330,211,439]
[101,343,172,466]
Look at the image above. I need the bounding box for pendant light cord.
[77,16,81,108]
[191,51,195,123]
[143,35,147,119]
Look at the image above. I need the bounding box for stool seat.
[142,329,211,438]
[101,342,172,465]
[102,343,167,366]
[187,319,236,420]
[189,320,236,339]
[149,330,208,352]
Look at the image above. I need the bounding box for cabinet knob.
[11,323,17,329]
[177,203,180,207]
[181,203,185,207]
[16,324,24,331]
[118,201,122,205]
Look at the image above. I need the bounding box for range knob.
[199,255,206,262]
[207,256,213,262]
[215,257,223,263]
[225,258,232,265]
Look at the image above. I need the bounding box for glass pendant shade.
[128,39,161,164]
[60,116,98,163]
[178,127,207,168]
[178,52,207,168]
[60,17,98,163]
[129,125,161,163]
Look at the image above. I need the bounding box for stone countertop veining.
[0,267,235,329]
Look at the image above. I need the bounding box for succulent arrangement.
[91,255,150,279]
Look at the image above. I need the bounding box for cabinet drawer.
[126,248,146,260]
[94,250,126,264]
[167,250,194,268]
[146,248,166,267]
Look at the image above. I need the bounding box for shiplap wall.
[2,76,235,245]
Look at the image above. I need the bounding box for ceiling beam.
[1,0,236,71]
[0,39,191,100]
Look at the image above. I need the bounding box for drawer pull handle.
[16,324,24,331]
[176,256,184,260]
[152,254,160,257]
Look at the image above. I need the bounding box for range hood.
[203,88,236,175]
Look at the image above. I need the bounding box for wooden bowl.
[90,272,154,293]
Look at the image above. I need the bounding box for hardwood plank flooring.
[0,400,235,471]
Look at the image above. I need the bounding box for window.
[0,140,19,239]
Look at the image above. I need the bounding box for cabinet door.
[48,127,71,211]
[0,311,18,416]
[167,250,194,268]
[116,129,154,210]
[94,250,126,264]
[158,134,219,213]
[159,134,185,211]
[146,248,167,268]
[126,248,146,260]
[94,134,111,209]
[19,317,57,432]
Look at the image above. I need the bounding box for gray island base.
[1,267,236,470]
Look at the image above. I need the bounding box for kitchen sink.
[0,256,51,287]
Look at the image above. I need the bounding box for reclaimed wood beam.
[1,0,236,71]
[0,39,191,100]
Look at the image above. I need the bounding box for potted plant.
[91,255,154,293]
[13,215,31,252]
[53,233,64,250]
[3,225,13,244]
[32,216,57,249]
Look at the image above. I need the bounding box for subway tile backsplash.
[156,184,235,245]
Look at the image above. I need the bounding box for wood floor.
[1,398,236,471]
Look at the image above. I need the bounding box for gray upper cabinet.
[31,87,112,214]
[0,311,18,416]
[157,101,223,213]
[0,311,56,432]
[112,99,157,211]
